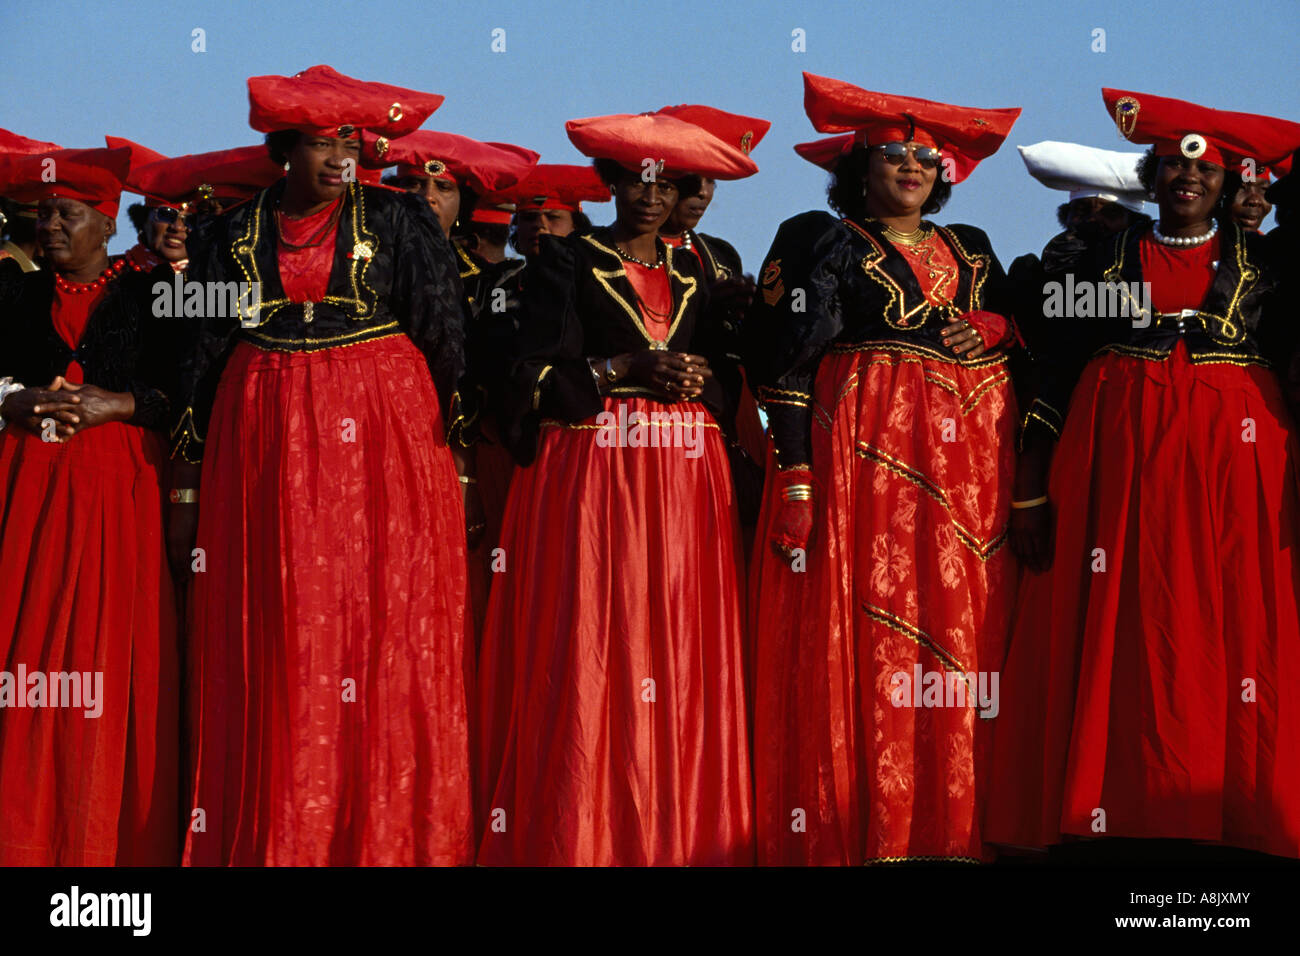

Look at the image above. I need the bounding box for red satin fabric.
[466,437,515,639]
[183,335,474,866]
[49,284,108,382]
[276,199,341,303]
[896,231,961,307]
[754,348,1018,864]
[476,396,753,864]
[1140,233,1218,312]
[987,343,1300,856]
[622,261,672,341]
[0,420,179,865]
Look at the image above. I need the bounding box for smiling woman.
[0,145,182,865]
[743,72,1023,866]
[990,88,1300,860]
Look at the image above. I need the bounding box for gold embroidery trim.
[861,601,971,679]
[241,322,400,350]
[583,235,696,348]
[456,244,482,280]
[856,441,1008,561]
[826,339,1006,369]
[532,365,553,410]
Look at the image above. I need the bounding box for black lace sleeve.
[387,193,467,437]
[170,215,240,462]
[740,211,849,468]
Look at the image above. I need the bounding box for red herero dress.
[749,217,1018,865]
[0,267,179,865]
[988,232,1300,856]
[476,236,753,865]
[183,198,474,866]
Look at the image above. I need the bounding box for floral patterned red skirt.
[753,345,1018,864]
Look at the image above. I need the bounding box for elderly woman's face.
[1155,156,1224,226]
[863,142,939,219]
[147,206,191,262]
[287,132,360,205]
[35,197,113,273]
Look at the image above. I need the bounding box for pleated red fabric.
[475,396,754,865]
[182,335,474,866]
[986,343,1300,857]
[0,421,179,865]
[754,348,1018,864]
[466,438,515,640]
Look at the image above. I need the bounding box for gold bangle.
[782,484,813,502]
[169,488,198,504]
[1011,495,1048,509]
[458,475,477,485]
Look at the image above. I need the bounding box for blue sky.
[4,0,1297,270]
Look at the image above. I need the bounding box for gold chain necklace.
[876,220,934,246]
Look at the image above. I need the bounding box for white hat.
[1018,140,1148,213]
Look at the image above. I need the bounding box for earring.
[283,161,291,172]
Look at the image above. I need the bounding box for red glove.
[769,466,815,558]
[959,310,1022,350]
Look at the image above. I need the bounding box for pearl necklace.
[54,257,127,294]
[1152,220,1218,247]
[613,242,665,269]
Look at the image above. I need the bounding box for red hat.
[105,136,168,171]
[248,64,444,138]
[565,113,759,180]
[364,129,539,194]
[470,202,516,225]
[654,104,771,157]
[479,163,610,213]
[800,72,1019,183]
[126,145,285,209]
[0,127,61,156]
[1103,88,1300,174]
[0,147,130,218]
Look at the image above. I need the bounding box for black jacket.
[741,211,1014,467]
[1021,221,1282,446]
[503,227,738,465]
[171,179,466,461]
[1,259,182,431]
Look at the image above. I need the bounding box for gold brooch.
[1114,96,1140,138]
[337,124,355,138]
[373,136,389,159]
[388,103,403,122]
[424,158,447,177]
[352,241,374,260]
[740,131,754,154]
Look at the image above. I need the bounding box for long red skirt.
[987,345,1300,857]
[0,421,178,865]
[754,347,1018,864]
[476,397,753,865]
[183,335,474,866]
[466,437,515,640]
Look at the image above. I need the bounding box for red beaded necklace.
[54,257,128,295]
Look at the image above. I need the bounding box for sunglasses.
[871,142,943,170]
[151,206,195,227]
